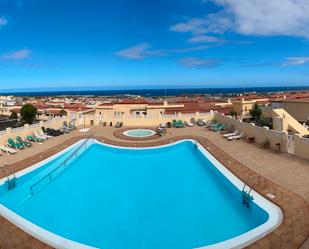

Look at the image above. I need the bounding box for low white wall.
[215,113,288,152]
[0,117,67,145]
[293,134,309,161]
[78,112,215,127]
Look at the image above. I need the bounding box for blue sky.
[0,0,309,90]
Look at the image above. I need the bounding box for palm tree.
[250,103,262,122]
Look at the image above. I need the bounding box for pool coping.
[113,127,161,141]
[0,134,308,249]
[0,138,282,249]
[123,128,157,138]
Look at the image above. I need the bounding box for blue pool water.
[0,140,269,249]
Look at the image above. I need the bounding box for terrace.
[0,125,308,248]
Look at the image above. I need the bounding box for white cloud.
[179,57,222,69]
[1,49,31,60]
[172,0,309,39]
[170,45,210,53]
[115,43,165,60]
[170,14,231,35]
[282,57,309,66]
[116,43,211,60]
[215,0,309,37]
[0,17,8,28]
[170,18,208,34]
[188,35,225,43]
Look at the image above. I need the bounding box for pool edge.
[0,138,284,249]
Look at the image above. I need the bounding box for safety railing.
[29,135,92,195]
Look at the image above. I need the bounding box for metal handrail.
[242,174,259,205]
[30,135,92,195]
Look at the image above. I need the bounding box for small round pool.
[123,129,156,138]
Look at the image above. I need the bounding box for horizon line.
[1,85,309,94]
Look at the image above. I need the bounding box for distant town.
[1,89,309,131]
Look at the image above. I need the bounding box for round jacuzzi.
[123,129,156,138]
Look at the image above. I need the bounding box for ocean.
[1,86,309,97]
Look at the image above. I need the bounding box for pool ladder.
[241,184,254,208]
[194,141,198,149]
[242,175,260,208]
[0,166,16,191]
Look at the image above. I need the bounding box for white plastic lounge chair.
[160,122,166,128]
[0,145,17,154]
[34,131,48,140]
[223,130,239,138]
[227,132,245,141]
[185,121,194,127]
[39,129,52,138]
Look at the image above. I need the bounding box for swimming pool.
[123,129,156,138]
[0,139,282,249]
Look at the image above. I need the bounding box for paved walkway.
[0,126,308,249]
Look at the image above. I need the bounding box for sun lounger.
[0,145,17,154]
[205,121,215,128]
[115,122,123,128]
[197,119,205,126]
[160,122,166,128]
[227,132,245,141]
[156,129,166,137]
[43,127,63,136]
[7,138,24,150]
[185,121,194,127]
[210,123,224,131]
[69,121,76,130]
[59,126,70,133]
[190,118,196,125]
[210,123,221,130]
[172,120,185,128]
[215,124,226,131]
[27,135,44,143]
[16,136,32,147]
[223,130,239,138]
[38,129,52,138]
[176,120,185,128]
[34,131,48,140]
